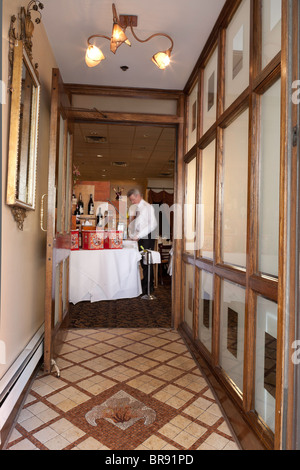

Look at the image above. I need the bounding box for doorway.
[68,121,176,329]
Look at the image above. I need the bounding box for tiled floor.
[5,328,240,451]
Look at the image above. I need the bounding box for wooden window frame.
[179,0,288,450]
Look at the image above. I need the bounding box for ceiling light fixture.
[85,3,174,70]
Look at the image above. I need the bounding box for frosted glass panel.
[225,0,250,109]
[203,47,218,134]
[57,115,65,234]
[259,80,281,277]
[184,264,195,330]
[198,271,213,353]
[185,157,197,253]
[220,280,245,393]
[200,140,215,260]
[54,263,61,327]
[255,296,278,433]
[262,0,282,69]
[222,110,249,268]
[187,82,198,151]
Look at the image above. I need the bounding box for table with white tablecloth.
[69,241,142,304]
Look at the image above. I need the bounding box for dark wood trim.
[65,83,184,101]
[183,144,198,164]
[214,263,247,287]
[172,95,185,329]
[249,275,278,302]
[65,109,183,125]
[198,125,217,150]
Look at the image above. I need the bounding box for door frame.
[44,69,73,375]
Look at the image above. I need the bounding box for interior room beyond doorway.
[69,122,176,329]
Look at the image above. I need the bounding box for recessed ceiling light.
[97,154,103,158]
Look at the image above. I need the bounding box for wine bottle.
[78,193,84,214]
[88,194,94,215]
[74,204,80,224]
[97,208,103,227]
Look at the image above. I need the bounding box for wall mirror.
[6,39,40,224]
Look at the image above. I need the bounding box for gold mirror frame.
[6,39,40,223]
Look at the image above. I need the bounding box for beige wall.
[0,0,57,377]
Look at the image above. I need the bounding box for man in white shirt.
[127,189,158,294]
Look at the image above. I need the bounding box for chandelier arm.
[87,34,111,46]
[129,25,173,52]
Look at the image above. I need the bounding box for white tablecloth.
[69,243,142,304]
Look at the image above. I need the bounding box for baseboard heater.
[0,325,44,446]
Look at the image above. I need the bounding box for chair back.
[158,243,172,263]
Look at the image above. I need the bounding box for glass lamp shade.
[85,45,105,67]
[152,50,171,70]
[110,23,131,53]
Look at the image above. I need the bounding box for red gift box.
[71,230,79,250]
[104,230,123,249]
[82,230,104,250]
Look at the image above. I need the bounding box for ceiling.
[74,123,176,181]
[41,0,226,181]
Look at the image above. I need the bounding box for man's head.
[127,188,142,205]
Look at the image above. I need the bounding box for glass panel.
[225,0,250,109]
[198,270,213,353]
[220,280,245,393]
[200,140,215,260]
[184,263,195,331]
[62,257,69,314]
[258,79,281,278]
[202,47,218,134]
[185,157,197,253]
[221,109,249,268]
[54,263,61,326]
[56,115,65,233]
[262,0,282,69]
[187,82,198,151]
[64,132,71,233]
[255,296,278,433]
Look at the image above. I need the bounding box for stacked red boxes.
[82,230,105,250]
[104,230,123,249]
[71,230,79,250]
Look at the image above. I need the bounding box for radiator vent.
[111,161,128,167]
[84,136,107,143]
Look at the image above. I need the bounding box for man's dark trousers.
[138,238,155,294]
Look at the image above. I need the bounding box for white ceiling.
[41,0,226,182]
[42,0,226,90]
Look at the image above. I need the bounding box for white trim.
[0,325,44,433]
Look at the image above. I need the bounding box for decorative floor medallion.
[85,390,156,430]
[6,328,239,451]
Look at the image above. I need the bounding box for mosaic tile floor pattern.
[5,328,240,451]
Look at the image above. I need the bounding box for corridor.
[5,328,239,451]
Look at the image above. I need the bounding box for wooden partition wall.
[178,0,292,450]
